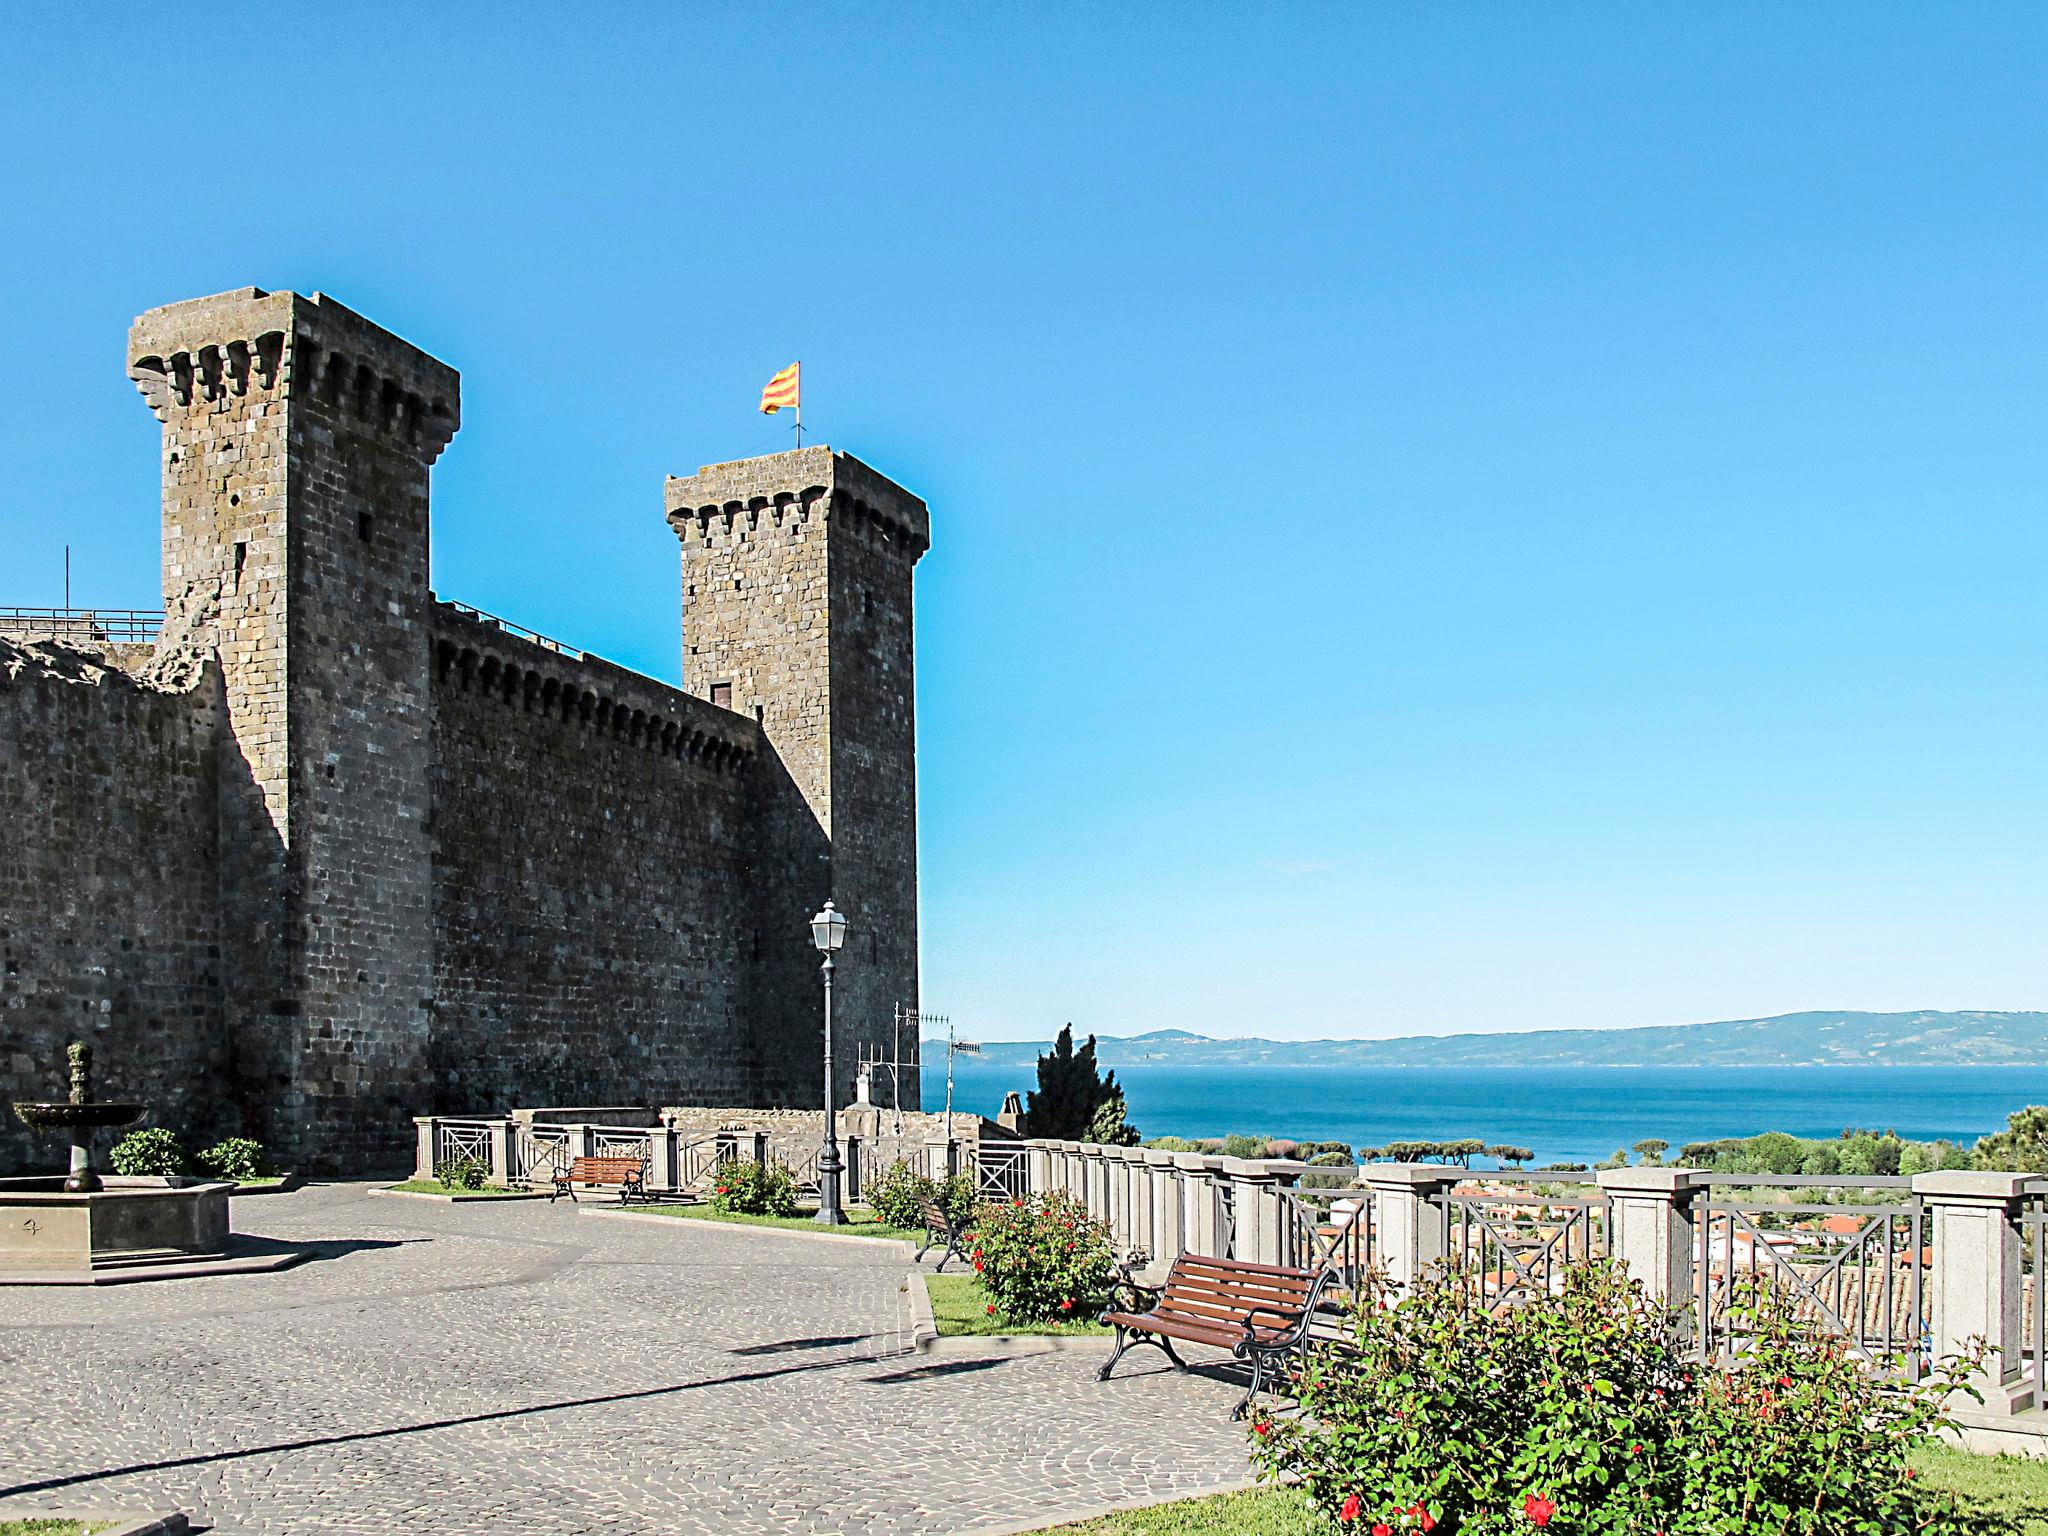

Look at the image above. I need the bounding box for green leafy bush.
[1249,1261,1984,1534]
[434,1155,487,1190]
[197,1136,267,1182]
[967,1189,1115,1325]
[706,1156,798,1216]
[866,1159,932,1229]
[935,1171,978,1226]
[110,1127,189,1176]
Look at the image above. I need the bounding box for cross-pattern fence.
[1694,1175,1927,1377]
[975,1142,1029,1202]
[433,1119,495,1170]
[512,1124,569,1185]
[2009,1183,2048,1410]
[1436,1178,1608,1313]
[1279,1181,1374,1294]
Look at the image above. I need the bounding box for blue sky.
[3,5,2042,1042]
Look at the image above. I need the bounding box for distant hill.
[932,1011,2048,1070]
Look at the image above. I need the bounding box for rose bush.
[1248,1260,1984,1535]
[705,1156,799,1216]
[966,1190,1115,1325]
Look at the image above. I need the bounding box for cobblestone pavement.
[0,1185,1253,1534]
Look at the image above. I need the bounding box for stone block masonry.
[0,287,930,1174]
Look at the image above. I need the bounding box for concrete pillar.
[925,1137,955,1182]
[487,1120,515,1188]
[569,1123,595,1161]
[1915,1170,2034,1414]
[413,1117,436,1181]
[747,1129,769,1168]
[649,1126,678,1193]
[1026,1140,1054,1197]
[1361,1165,1460,1287]
[1173,1155,1230,1256]
[1597,1167,1709,1317]
[1144,1149,1182,1263]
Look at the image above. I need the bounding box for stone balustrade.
[1019,1139,2047,1430]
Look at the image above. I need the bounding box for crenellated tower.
[129,288,459,1168]
[664,449,928,1110]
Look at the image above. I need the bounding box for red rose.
[985,1303,996,1315]
[1059,1298,1073,1311]
[1251,1419,1271,1437]
[1419,1513,1436,1532]
[1371,1524,1391,1536]
[1525,1494,1556,1527]
[1337,1493,1361,1522]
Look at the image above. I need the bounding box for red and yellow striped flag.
[759,362,800,415]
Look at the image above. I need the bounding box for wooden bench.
[550,1154,651,1204]
[915,1196,972,1271]
[1098,1252,1331,1418]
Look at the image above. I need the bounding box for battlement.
[665,446,930,560]
[431,601,759,776]
[129,288,459,463]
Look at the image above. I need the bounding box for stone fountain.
[2,1041,298,1284]
[13,1041,142,1192]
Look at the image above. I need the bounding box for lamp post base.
[815,1142,846,1224]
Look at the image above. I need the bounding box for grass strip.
[1022,1447,2048,1532]
[926,1273,1111,1338]
[627,1204,925,1242]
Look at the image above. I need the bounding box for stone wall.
[429,605,767,1113]
[0,640,228,1174]
[2,290,932,1176]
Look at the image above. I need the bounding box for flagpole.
[795,360,803,450]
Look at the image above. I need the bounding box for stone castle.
[0,287,927,1174]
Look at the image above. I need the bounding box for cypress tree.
[1019,1024,1139,1143]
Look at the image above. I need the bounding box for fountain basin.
[12,1101,146,1132]
[0,1175,234,1280]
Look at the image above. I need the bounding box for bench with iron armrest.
[551,1154,652,1204]
[1097,1251,1331,1418]
[915,1197,973,1271]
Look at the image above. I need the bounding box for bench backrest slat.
[1158,1253,1317,1326]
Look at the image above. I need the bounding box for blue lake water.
[923,1061,2048,1167]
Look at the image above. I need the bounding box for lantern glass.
[810,900,848,953]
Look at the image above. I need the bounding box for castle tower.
[664,449,928,1109]
[129,289,459,1170]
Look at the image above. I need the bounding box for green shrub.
[866,1159,934,1229]
[434,1155,487,1190]
[1221,1132,1268,1159]
[1249,1260,1985,1534]
[110,1126,189,1177]
[706,1156,798,1216]
[935,1170,978,1226]
[966,1189,1115,1325]
[197,1136,267,1182]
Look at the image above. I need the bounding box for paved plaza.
[0,1184,1252,1535]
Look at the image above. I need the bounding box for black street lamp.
[810,899,849,1224]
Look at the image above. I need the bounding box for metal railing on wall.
[1435,1175,1608,1314]
[1279,1181,1375,1294]
[0,606,164,643]
[1695,1174,1927,1377]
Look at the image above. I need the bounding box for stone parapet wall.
[0,639,228,1175]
